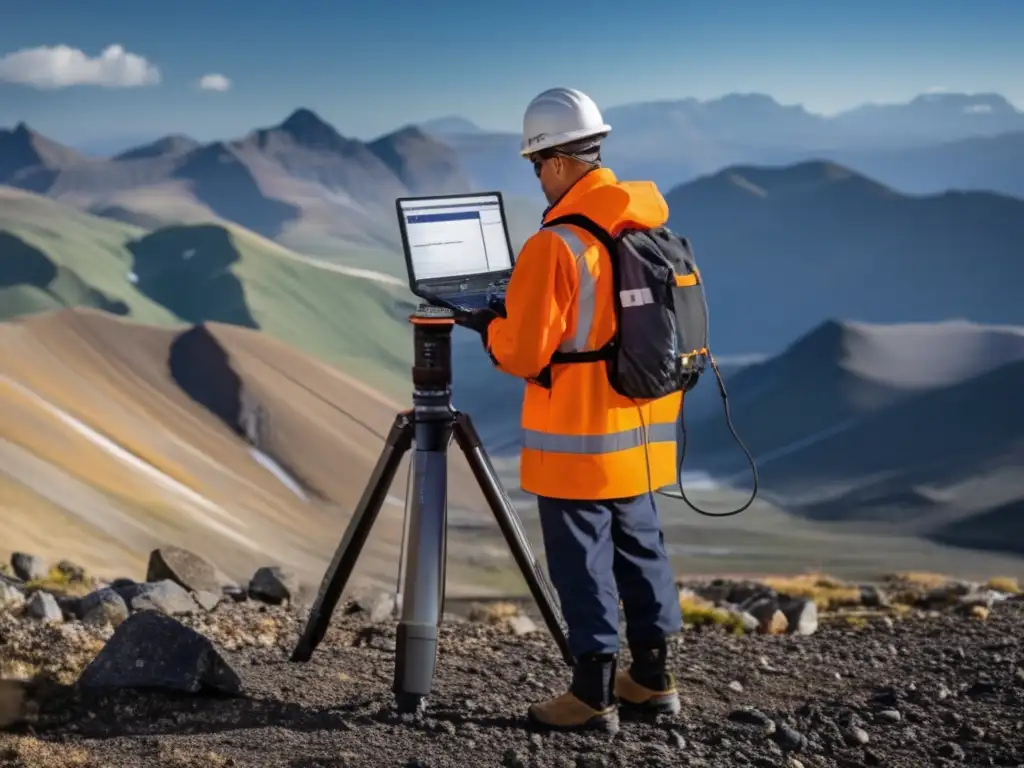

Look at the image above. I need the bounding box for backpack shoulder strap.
[540,213,619,367]
[544,213,618,255]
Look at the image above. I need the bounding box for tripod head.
[410,304,455,417]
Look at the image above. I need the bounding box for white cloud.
[964,103,993,114]
[0,44,160,89]
[198,73,231,92]
[925,86,948,93]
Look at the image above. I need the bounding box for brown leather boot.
[615,638,681,716]
[526,653,619,733]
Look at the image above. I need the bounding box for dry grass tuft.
[985,576,1021,594]
[761,572,862,610]
[885,571,951,589]
[679,593,746,634]
[467,601,520,624]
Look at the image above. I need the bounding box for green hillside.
[0,188,414,399]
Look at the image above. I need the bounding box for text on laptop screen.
[399,194,513,281]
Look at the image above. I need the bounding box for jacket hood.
[542,167,669,234]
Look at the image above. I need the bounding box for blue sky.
[2,0,1022,149]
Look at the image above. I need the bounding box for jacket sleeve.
[485,229,578,379]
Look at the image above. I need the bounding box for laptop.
[396,191,516,313]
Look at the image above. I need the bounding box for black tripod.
[290,304,574,712]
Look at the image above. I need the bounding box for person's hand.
[454,307,499,335]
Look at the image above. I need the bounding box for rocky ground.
[1,548,1023,767]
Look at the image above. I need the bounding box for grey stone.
[10,552,47,582]
[128,580,201,616]
[248,566,299,605]
[77,611,241,695]
[0,582,25,609]
[738,594,780,632]
[506,614,538,635]
[80,588,130,627]
[728,707,777,734]
[194,590,223,611]
[844,726,870,746]
[346,588,395,622]
[25,591,63,622]
[779,597,819,635]
[146,546,220,594]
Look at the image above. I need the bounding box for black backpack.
[542,213,708,400]
[537,212,759,518]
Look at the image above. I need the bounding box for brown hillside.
[0,308,509,594]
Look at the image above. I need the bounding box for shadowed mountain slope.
[682,318,1024,552]
[0,188,415,399]
[0,309,504,592]
[664,161,1024,355]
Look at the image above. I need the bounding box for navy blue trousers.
[537,493,683,660]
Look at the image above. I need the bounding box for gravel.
[0,598,1020,766]
[1,554,1022,768]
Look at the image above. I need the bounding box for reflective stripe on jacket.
[485,167,682,500]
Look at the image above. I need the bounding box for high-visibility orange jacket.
[485,167,682,500]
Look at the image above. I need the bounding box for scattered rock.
[194,590,223,612]
[77,611,242,695]
[844,725,870,745]
[346,588,396,623]
[779,597,818,635]
[728,707,776,734]
[248,566,299,605]
[146,546,221,595]
[766,610,789,635]
[876,709,902,723]
[506,614,538,635]
[10,552,47,582]
[0,581,25,609]
[773,722,808,752]
[24,591,62,622]
[80,587,130,627]
[127,580,201,616]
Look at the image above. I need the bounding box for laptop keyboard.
[450,292,493,311]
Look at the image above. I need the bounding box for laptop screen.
[397,193,514,285]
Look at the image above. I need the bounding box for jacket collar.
[541,167,617,224]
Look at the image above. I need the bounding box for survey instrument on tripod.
[290,303,573,714]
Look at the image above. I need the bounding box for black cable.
[639,262,759,516]
[655,357,759,516]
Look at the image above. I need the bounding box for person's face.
[531,152,567,204]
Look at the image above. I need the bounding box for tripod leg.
[393,419,451,712]
[452,412,575,667]
[291,412,414,662]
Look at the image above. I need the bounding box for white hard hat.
[519,87,612,157]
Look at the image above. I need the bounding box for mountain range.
[0,110,496,274]
[3,91,1024,573]
[422,91,1024,199]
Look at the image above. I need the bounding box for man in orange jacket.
[455,87,684,732]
